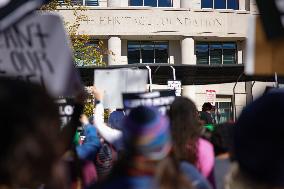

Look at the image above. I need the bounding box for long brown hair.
[168,97,202,165]
[105,152,193,189]
[156,156,194,189]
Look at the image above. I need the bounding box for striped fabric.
[122,106,172,160]
[95,142,117,179]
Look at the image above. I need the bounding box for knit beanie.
[108,110,125,130]
[122,106,171,160]
[234,91,284,186]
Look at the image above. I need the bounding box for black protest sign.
[56,98,75,127]
[255,0,284,39]
[0,13,82,97]
[0,0,51,31]
[123,90,176,115]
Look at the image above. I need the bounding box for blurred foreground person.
[96,105,193,189]
[0,78,67,189]
[226,91,284,189]
[211,123,234,189]
[169,97,215,188]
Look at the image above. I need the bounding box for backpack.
[94,140,117,180]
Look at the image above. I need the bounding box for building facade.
[59,0,274,123]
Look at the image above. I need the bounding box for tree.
[41,0,109,66]
[41,1,112,116]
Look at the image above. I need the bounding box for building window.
[57,0,99,6]
[129,0,173,7]
[196,42,237,65]
[128,41,169,64]
[201,0,239,10]
[213,102,233,124]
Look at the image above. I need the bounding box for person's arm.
[94,102,122,144]
[92,86,123,144]
[180,161,213,189]
[76,123,101,161]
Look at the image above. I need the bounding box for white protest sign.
[167,80,182,96]
[94,69,148,109]
[0,13,82,97]
[205,90,216,106]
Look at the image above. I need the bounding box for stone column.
[108,36,121,65]
[250,0,258,13]
[180,0,191,8]
[237,40,246,64]
[181,37,195,65]
[239,0,246,10]
[181,37,197,103]
[239,0,250,11]
[107,0,121,7]
[120,0,128,7]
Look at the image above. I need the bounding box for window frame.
[201,0,239,10]
[57,0,99,6]
[127,41,169,64]
[196,42,238,65]
[128,0,173,7]
[209,42,223,65]
[214,101,233,124]
[196,43,209,65]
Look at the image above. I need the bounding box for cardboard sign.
[0,13,82,97]
[246,16,284,75]
[123,90,176,115]
[0,0,51,31]
[167,80,182,96]
[56,98,75,127]
[94,69,148,109]
[205,90,216,106]
[255,0,284,39]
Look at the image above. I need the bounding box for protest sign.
[205,90,216,106]
[255,0,284,39]
[123,90,176,115]
[94,69,148,109]
[0,0,51,31]
[167,80,182,96]
[0,13,82,97]
[56,98,75,127]
[246,16,284,75]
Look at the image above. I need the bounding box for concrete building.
[59,0,275,123]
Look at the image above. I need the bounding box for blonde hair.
[225,163,284,189]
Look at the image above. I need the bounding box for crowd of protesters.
[1,77,284,189]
